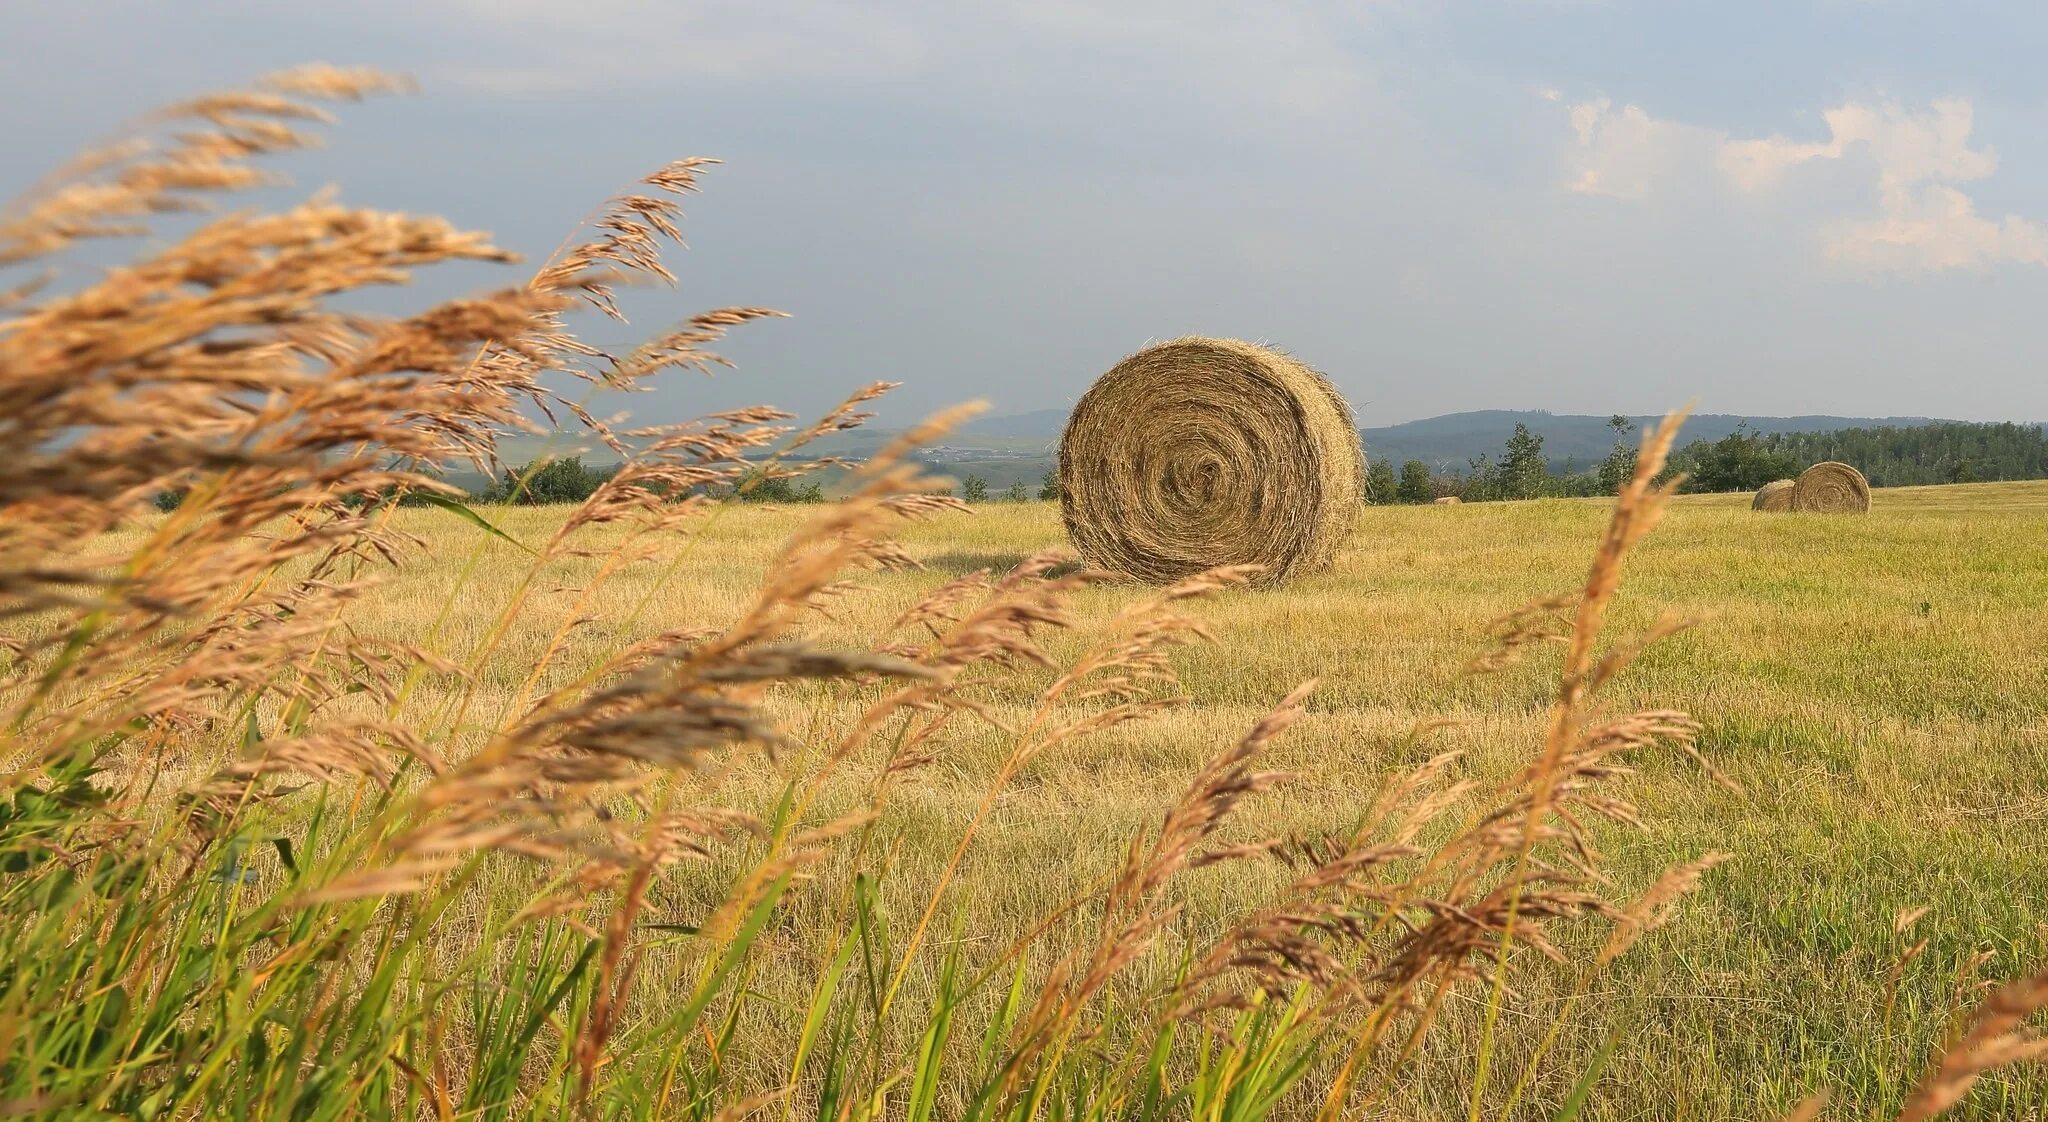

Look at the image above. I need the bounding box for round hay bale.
[1058,337,1362,586]
[1433,496,1462,505]
[1751,479,1795,512]
[1789,461,1870,514]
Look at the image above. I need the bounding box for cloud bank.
[1566,95,2048,273]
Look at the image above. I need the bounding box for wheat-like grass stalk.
[6,68,2037,1122]
[1895,968,2048,1121]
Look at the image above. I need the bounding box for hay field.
[298,478,2048,1119]
[18,71,2047,1116]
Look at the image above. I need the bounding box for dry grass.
[59,476,2048,1118]
[6,69,2048,1122]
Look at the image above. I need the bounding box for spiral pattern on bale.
[1751,479,1795,512]
[1058,337,1362,586]
[1789,461,1871,514]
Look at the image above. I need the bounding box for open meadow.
[86,477,2046,1120]
[9,68,2048,1122]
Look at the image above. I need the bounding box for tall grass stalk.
[3,69,2042,1122]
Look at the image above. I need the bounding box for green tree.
[1745,421,2045,487]
[1499,422,1548,500]
[1005,480,1030,502]
[1461,455,1498,502]
[1038,469,1061,501]
[1597,414,1638,494]
[961,473,989,503]
[489,457,612,505]
[741,474,824,503]
[1396,460,1433,503]
[1672,425,1799,493]
[1366,459,1398,504]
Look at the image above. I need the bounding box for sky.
[4,1,2047,428]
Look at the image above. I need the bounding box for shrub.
[1668,424,1800,493]
[1038,468,1061,501]
[962,472,989,502]
[737,472,826,503]
[487,456,616,504]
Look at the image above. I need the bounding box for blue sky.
[5,1,2046,427]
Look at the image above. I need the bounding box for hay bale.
[1789,461,1870,514]
[1433,496,1462,505]
[1058,337,1362,585]
[1751,479,1795,511]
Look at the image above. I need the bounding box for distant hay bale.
[1058,337,1362,586]
[1790,461,1871,514]
[1433,496,1462,505]
[1751,479,1795,511]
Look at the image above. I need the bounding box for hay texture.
[1789,461,1871,514]
[1058,337,1362,586]
[1434,496,1462,505]
[1751,479,1795,511]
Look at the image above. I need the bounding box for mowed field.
[375,478,2048,1117]
[137,478,2048,1119]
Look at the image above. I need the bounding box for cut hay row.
[1058,337,1362,586]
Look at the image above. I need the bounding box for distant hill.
[1355,411,1950,472]
[963,408,1960,473]
[962,408,1069,438]
[459,410,2044,495]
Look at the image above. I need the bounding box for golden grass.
[79,478,2047,1118]
[10,69,2047,1121]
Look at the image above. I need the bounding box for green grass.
[12,76,2043,1117]
[13,480,2047,1121]
[329,481,2047,1118]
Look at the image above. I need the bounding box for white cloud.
[1829,184,2048,270]
[1564,96,1722,200]
[1717,133,1837,193]
[1563,94,2047,273]
[1718,98,1998,192]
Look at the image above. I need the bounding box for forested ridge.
[1737,421,2048,487]
[1369,418,2048,503]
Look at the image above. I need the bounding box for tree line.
[470,458,832,505]
[462,460,1066,505]
[1366,418,2048,503]
[365,419,2046,508]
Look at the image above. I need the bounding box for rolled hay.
[1433,496,1462,505]
[1058,337,1362,586]
[1789,461,1871,514]
[1751,479,1795,511]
